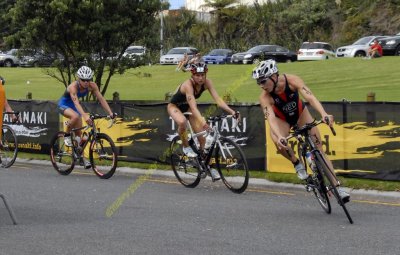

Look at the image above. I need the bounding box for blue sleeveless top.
[58,81,89,114]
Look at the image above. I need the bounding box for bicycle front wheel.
[89,133,117,179]
[1,125,18,168]
[169,136,201,188]
[297,144,331,213]
[215,137,249,194]
[311,169,331,214]
[314,150,353,224]
[50,131,75,175]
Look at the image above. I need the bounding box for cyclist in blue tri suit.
[252,60,350,202]
[58,66,115,168]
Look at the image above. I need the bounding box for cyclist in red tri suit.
[168,62,240,180]
[253,60,350,202]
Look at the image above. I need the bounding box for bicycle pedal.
[200,171,207,179]
[305,185,314,192]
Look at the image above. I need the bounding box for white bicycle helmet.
[77,66,94,80]
[252,59,278,80]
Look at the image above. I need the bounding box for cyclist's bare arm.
[287,74,333,126]
[91,84,114,117]
[206,80,236,116]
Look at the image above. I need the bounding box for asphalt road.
[0,160,399,255]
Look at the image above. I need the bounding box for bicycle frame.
[68,114,113,158]
[285,118,353,224]
[170,112,249,193]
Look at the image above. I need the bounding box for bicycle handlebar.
[284,118,336,143]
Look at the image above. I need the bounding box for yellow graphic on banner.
[266,121,400,173]
[62,116,155,158]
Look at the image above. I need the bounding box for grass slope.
[1,57,399,102]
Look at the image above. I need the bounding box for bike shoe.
[338,187,350,203]
[294,162,309,180]
[209,168,221,181]
[183,146,197,158]
[79,158,92,169]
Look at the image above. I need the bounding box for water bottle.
[204,132,214,150]
[305,151,316,170]
[74,136,82,148]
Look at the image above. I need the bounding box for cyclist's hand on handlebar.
[110,112,117,119]
[322,115,334,127]
[233,110,241,123]
[84,113,93,126]
[278,137,288,150]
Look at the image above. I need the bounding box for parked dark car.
[203,49,233,64]
[231,45,297,64]
[379,35,400,56]
[19,50,61,67]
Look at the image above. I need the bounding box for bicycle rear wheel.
[1,125,18,168]
[50,131,75,175]
[169,136,201,188]
[215,137,249,194]
[314,150,353,224]
[89,133,117,179]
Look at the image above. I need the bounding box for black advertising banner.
[7,100,400,180]
[85,102,266,170]
[6,100,59,154]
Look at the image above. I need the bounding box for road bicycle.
[284,118,353,224]
[169,112,249,194]
[50,114,117,179]
[1,111,20,168]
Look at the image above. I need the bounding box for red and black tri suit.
[270,74,305,127]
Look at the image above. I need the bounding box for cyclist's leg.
[188,114,207,149]
[269,118,292,161]
[167,103,189,147]
[60,108,83,136]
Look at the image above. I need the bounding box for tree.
[6,0,162,99]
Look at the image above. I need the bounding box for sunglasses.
[81,79,91,82]
[257,78,269,86]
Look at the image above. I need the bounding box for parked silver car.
[336,36,388,57]
[159,47,198,65]
[0,49,20,67]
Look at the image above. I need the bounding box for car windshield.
[248,45,270,53]
[300,43,328,49]
[352,36,374,45]
[126,48,144,54]
[167,48,188,54]
[208,49,228,55]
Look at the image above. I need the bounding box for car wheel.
[395,45,400,56]
[354,51,366,57]
[4,60,13,67]
[252,58,260,64]
[286,59,292,63]
[33,62,40,67]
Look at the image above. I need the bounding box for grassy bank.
[1,57,400,102]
